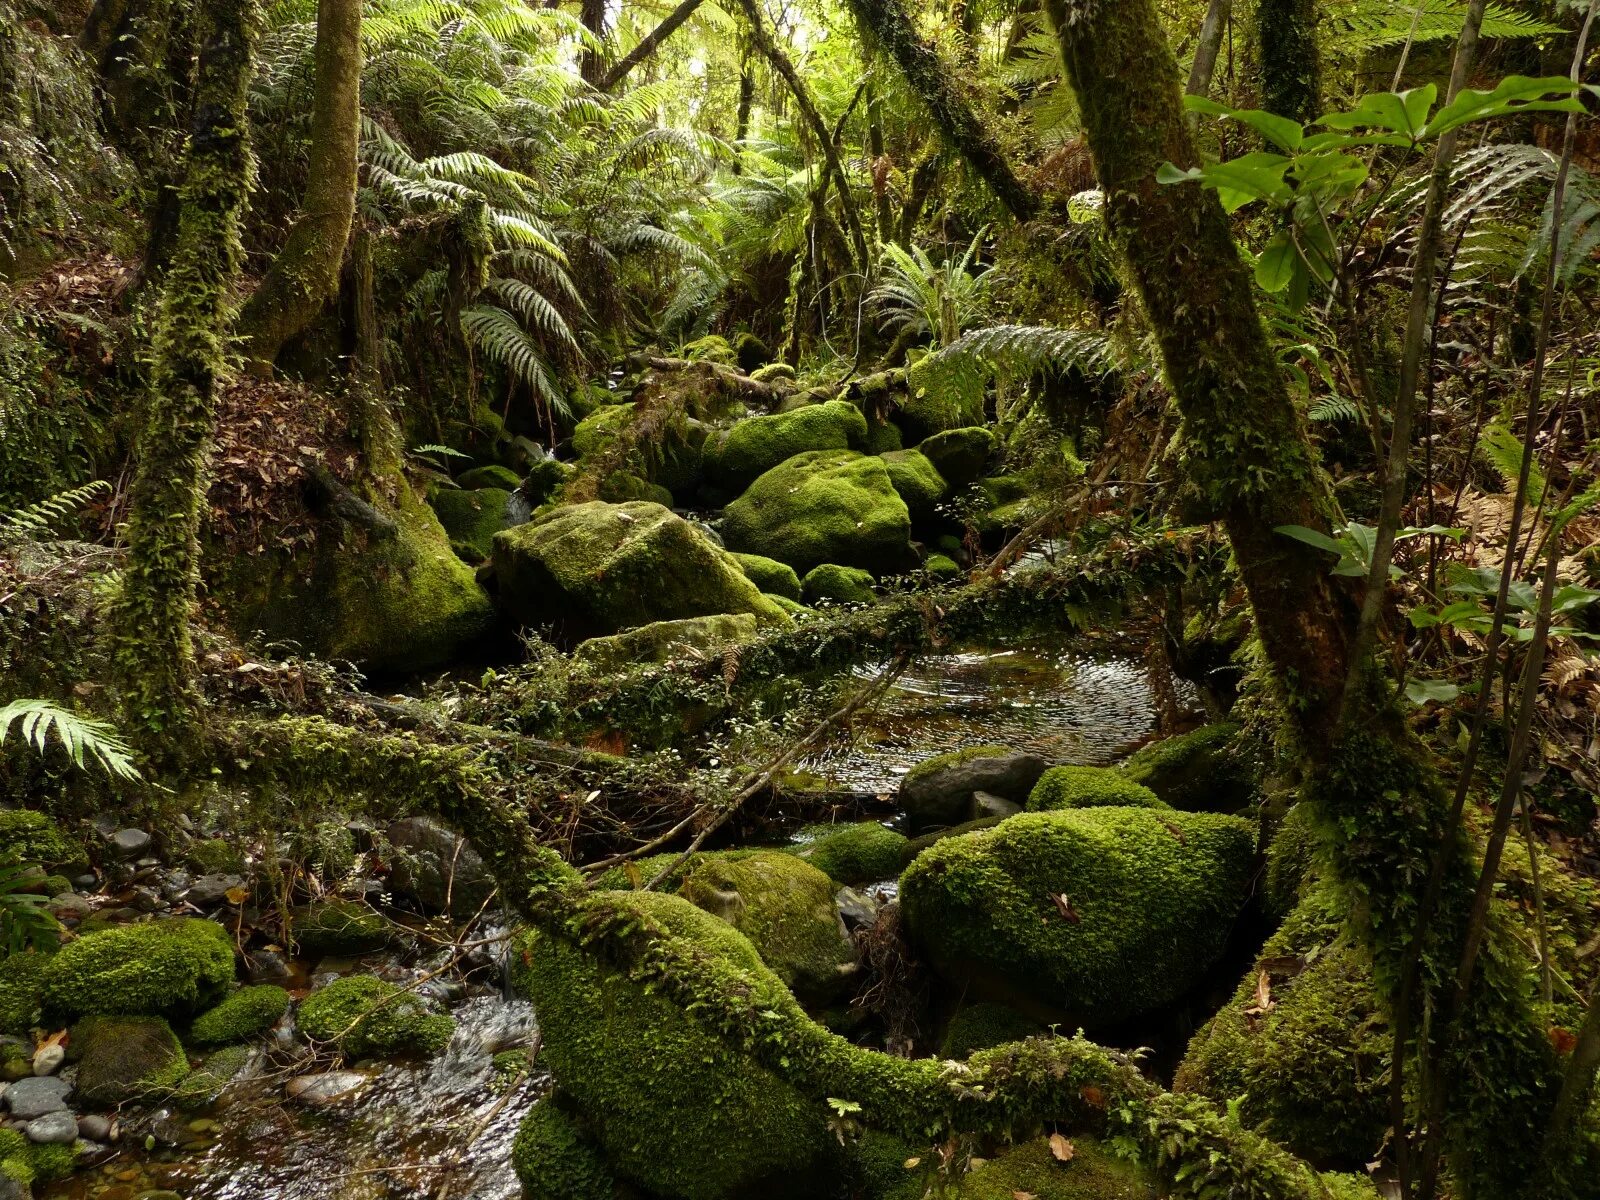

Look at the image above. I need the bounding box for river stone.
[77,1113,113,1141]
[75,1016,189,1105]
[898,747,1049,833]
[285,1071,369,1106]
[572,613,759,673]
[185,873,245,907]
[386,817,496,918]
[25,1109,79,1143]
[32,1042,64,1075]
[106,828,152,860]
[5,1073,71,1117]
[971,790,1024,821]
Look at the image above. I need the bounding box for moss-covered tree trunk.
[1255,0,1320,123]
[235,0,359,371]
[579,0,608,85]
[597,0,706,92]
[114,0,257,738]
[1041,0,1561,1194]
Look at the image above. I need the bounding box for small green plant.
[0,698,141,780]
[0,863,59,954]
[1275,521,1464,580]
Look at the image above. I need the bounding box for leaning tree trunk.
[235,0,360,372]
[1040,0,1561,1195]
[597,0,707,91]
[114,0,257,739]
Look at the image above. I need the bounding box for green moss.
[0,951,48,1034]
[189,984,290,1045]
[904,745,1013,787]
[291,899,390,958]
[1119,723,1254,812]
[297,974,455,1058]
[948,1137,1156,1198]
[940,1002,1042,1059]
[1027,766,1166,812]
[35,874,71,896]
[457,463,522,490]
[865,419,904,454]
[0,809,81,868]
[924,553,962,579]
[900,808,1254,1024]
[899,814,1007,864]
[430,486,513,562]
[879,449,947,523]
[801,563,877,606]
[770,593,810,616]
[525,457,576,505]
[750,362,796,384]
[732,552,803,600]
[0,1129,77,1189]
[509,890,839,1200]
[678,851,856,1003]
[722,451,915,575]
[187,837,246,874]
[573,614,758,673]
[571,403,636,458]
[703,399,869,492]
[919,427,997,488]
[512,1096,628,1199]
[493,500,790,636]
[1174,888,1387,1167]
[596,471,675,507]
[794,823,909,885]
[171,1042,253,1107]
[1263,802,1319,918]
[73,1014,191,1104]
[851,1128,930,1200]
[42,917,234,1020]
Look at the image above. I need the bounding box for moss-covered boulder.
[457,463,522,491]
[0,952,47,1035]
[944,1138,1157,1199]
[801,563,877,606]
[291,899,390,958]
[900,808,1255,1025]
[1027,766,1166,812]
[939,1002,1042,1059]
[512,891,840,1199]
[1118,723,1255,812]
[297,975,455,1058]
[899,746,1049,833]
[571,403,636,458]
[918,427,997,488]
[171,1043,253,1108]
[42,917,234,1020]
[880,449,947,523]
[431,486,515,562]
[73,1014,190,1104]
[794,823,909,886]
[1174,888,1388,1167]
[722,451,915,575]
[732,552,802,600]
[678,851,856,1004]
[189,984,291,1045]
[597,471,675,507]
[2,1126,77,1193]
[0,809,82,869]
[924,552,962,580]
[702,400,869,493]
[573,613,758,672]
[493,501,788,638]
[512,1095,630,1200]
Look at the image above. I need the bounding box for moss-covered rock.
[896,386,984,444]
[512,1095,630,1200]
[0,951,47,1035]
[865,419,904,454]
[794,823,909,886]
[186,837,246,875]
[1118,723,1254,812]
[1027,766,1166,812]
[171,1042,253,1107]
[189,984,291,1045]
[291,899,390,958]
[0,809,81,868]
[571,403,636,458]
[596,471,676,508]
[573,613,758,672]
[801,563,877,606]
[918,427,997,488]
[732,552,802,600]
[924,553,962,580]
[722,451,915,575]
[1263,802,1319,918]
[879,449,947,523]
[0,1127,76,1191]
[900,747,1048,832]
[899,808,1254,1025]
[297,975,455,1058]
[946,1137,1157,1199]
[457,463,522,491]
[73,1014,190,1104]
[702,400,869,493]
[939,1002,1042,1059]
[678,851,856,1004]
[42,918,234,1020]
[510,891,839,1200]
[750,362,796,384]
[493,501,789,638]
[430,486,515,562]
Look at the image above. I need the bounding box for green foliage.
[512,1098,627,1199]
[794,823,909,886]
[1327,0,1562,53]
[939,1001,1041,1060]
[0,479,110,537]
[0,809,80,869]
[297,974,455,1058]
[189,984,292,1045]
[1027,766,1166,812]
[869,231,993,348]
[0,948,47,1033]
[291,899,391,958]
[0,863,58,954]
[42,917,235,1020]
[73,1013,191,1104]
[0,698,141,780]
[801,563,878,606]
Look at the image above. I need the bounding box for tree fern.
[460,304,571,419]
[0,480,110,537]
[1327,1,1561,53]
[1479,421,1545,506]
[0,699,141,780]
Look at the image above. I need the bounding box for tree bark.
[1255,0,1320,123]
[1186,0,1231,98]
[579,0,608,85]
[597,0,707,91]
[236,0,360,372]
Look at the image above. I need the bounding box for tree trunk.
[865,85,897,244]
[1186,0,1232,98]
[235,0,360,372]
[580,0,608,84]
[597,0,706,91]
[114,0,257,739]
[1255,0,1320,123]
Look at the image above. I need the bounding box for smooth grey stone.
[971,790,1024,821]
[898,749,1048,833]
[246,948,291,983]
[31,1044,64,1076]
[106,827,152,859]
[285,1071,369,1106]
[834,886,880,930]
[76,1113,113,1141]
[48,892,94,919]
[385,817,495,917]
[187,873,246,907]
[5,1074,72,1117]
[72,873,98,889]
[24,1110,79,1143]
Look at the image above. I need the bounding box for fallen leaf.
[1050,893,1080,924]
[223,886,249,906]
[1079,1084,1104,1108]
[1013,1192,1037,1200]
[1048,1133,1074,1163]
[1244,969,1274,1016]
[1550,1026,1578,1055]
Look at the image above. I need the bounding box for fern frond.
[0,699,141,780]
[460,305,572,419]
[0,479,110,536]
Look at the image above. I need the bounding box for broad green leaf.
[1255,231,1297,292]
[1423,75,1583,138]
[1404,678,1461,706]
[1156,162,1203,186]
[1274,524,1343,554]
[1185,96,1306,151]
[1320,85,1437,138]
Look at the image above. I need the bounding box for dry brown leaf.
[1079,1084,1104,1108]
[1048,1133,1074,1163]
[1050,893,1080,924]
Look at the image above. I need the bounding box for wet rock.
[72,873,98,889]
[285,1071,370,1106]
[898,746,1049,833]
[971,790,1023,821]
[186,873,245,907]
[290,899,390,957]
[76,1113,113,1141]
[25,1109,79,1143]
[105,828,152,860]
[31,1042,64,1076]
[833,886,880,931]
[74,1016,190,1104]
[47,892,94,919]
[129,885,165,913]
[245,948,291,984]
[4,1073,72,1117]
[386,818,496,918]
[0,1171,24,1200]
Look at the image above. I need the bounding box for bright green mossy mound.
[918,427,997,487]
[1174,887,1388,1167]
[1118,723,1254,812]
[431,486,514,562]
[946,1137,1157,1199]
[0,951,47,1034]
[1,1128,75,1191]
[722,451,915,575]
[512,1097,628,1200]
[297,975,455,1058]
[940,1002,1042,1059]
[571,403,635,457]
[702,399,869,492]
[510,890,839,1200]
[597,471,675,507]
[493,500,789,637]
[73,1013,191,1103]
[678,851,856,1003]
[1027,766,1166,812]
[801,563,877,605]
[879,449,947,522]
[899,808,1254,1025]
[43,917,235,1020]
[187,837,245,874]
[292,899,390,957]
[794,823,909,885]
[0,809,81,867]
[457,463,522,490]
[573,613,758,672]
[189,984,291,1045]
[732,552,802,600]
[924,552,962,579]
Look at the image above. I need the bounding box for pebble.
[834,886,881,929]
[106,828,152,859]
[24,1109,80,1143]
[73,872,99,889]
[971,789,1024,820]
[4,1073,72,1117]
[77,1112,114,1141]
[129,885,166,913]
[32,1042,65,1076]
[48,892,94,919]
[285,1071,369,1106]
[188,873,246,907]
